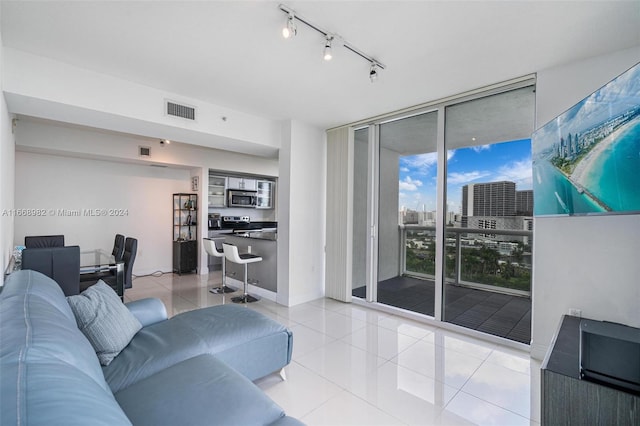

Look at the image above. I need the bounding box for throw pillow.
[67,280,142,366]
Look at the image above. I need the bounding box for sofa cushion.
[0,270,131,425]
[67,280,142,366]
[115,354,287,426]
[103,304,292,392]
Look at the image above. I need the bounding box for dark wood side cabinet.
[541,315,640,425]
[173,240,197,275]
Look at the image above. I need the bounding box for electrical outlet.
[568,308,582,317]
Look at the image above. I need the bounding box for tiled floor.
[126,272,541,425]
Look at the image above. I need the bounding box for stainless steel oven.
[227,189,257,208]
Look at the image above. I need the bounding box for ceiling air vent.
[139,146,151,157]
[166,101,196,120]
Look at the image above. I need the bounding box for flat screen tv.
[532,62,640,216]
[580,319,640,394]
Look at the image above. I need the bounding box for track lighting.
[278,3,386,80]
[369,62,379,82]
[282,12,296,38]
[323,36,333,61]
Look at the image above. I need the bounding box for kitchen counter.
[208,230,276,240]
[232,231,277,241]
[223,235,277,293]
[205,232,277,293]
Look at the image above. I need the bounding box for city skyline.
[398,139,533,213]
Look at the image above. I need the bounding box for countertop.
[208,221,277,231]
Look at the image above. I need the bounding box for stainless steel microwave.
[227,189,257,208]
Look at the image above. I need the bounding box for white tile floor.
[125,272,541,426]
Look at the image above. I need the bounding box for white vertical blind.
[325,127,352,302]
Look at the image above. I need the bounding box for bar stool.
[203,238,236,294]
[222,242,262,304]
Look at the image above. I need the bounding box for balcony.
[353,226,532,344]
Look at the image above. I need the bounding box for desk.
[80,250,124,298]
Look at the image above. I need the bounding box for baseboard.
[225,277,277,302]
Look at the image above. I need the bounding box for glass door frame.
[353,123,379,303]
[350,76,535,335]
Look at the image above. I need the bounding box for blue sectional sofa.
[0,270,302,425]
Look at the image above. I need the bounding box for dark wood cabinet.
[541,315,640,425]
[173,240,197,274]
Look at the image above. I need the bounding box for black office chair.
[21,246,80,296]
[80,237,137,298]
[120,237,137,290]
[101,237,137,297]
[112,234,125,262]
[80,234,125,285]
[24,235,65,248]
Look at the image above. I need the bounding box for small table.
[80,249,124,298]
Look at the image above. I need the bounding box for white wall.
[530,46,640,359]
[277,120,326,306]
[15,151,190,275]
[14,118,280,276]
[3,48,281,157]
[0,26,16,284]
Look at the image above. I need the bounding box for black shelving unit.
[173,193,198,274]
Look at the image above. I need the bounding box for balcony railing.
[401,225,533,297]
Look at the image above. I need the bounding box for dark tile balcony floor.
[353,276,531,344]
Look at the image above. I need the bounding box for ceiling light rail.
[278,3,386,81]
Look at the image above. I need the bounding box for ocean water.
[533,159,602,215]
[583,117,640,212]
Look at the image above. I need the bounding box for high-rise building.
[461,181,517,217]
[516,190,534,215]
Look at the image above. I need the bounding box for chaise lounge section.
[0,270,301,425]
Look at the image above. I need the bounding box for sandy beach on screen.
[570,127,621,186]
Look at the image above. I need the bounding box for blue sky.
[533,63,640,154]
[398,139,532,213]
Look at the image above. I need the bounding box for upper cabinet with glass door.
[227,177,257,190]
[208,174,226,208]
[256,180,275,209]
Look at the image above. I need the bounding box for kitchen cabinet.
[208,174,226,208]
[173,193,197,274]
[227,177,257,191]
[256,180,275,209]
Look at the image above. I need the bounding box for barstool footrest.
[209,285,237,294]
[232,294,259,303]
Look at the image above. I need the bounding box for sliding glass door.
[443,86,535,343]
[348,79,535,344]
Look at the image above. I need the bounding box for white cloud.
[493,158,533,188]
[399,176,423,191]
[400,167,410,172]
[471,144,491,153]
[400,151,455,174]
[447,170,491,185]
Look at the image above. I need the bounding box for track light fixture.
[278,3,386,81]
[282,12,297,39]
[369,62,379,82]
[323,36,333,61]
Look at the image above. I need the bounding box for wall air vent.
[139,146,151,157]
[166,101,196,120]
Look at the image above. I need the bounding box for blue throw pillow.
[67,281,142,366]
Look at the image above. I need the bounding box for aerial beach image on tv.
[532,62,640,216]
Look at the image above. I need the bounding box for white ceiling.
[1,1,639,130]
